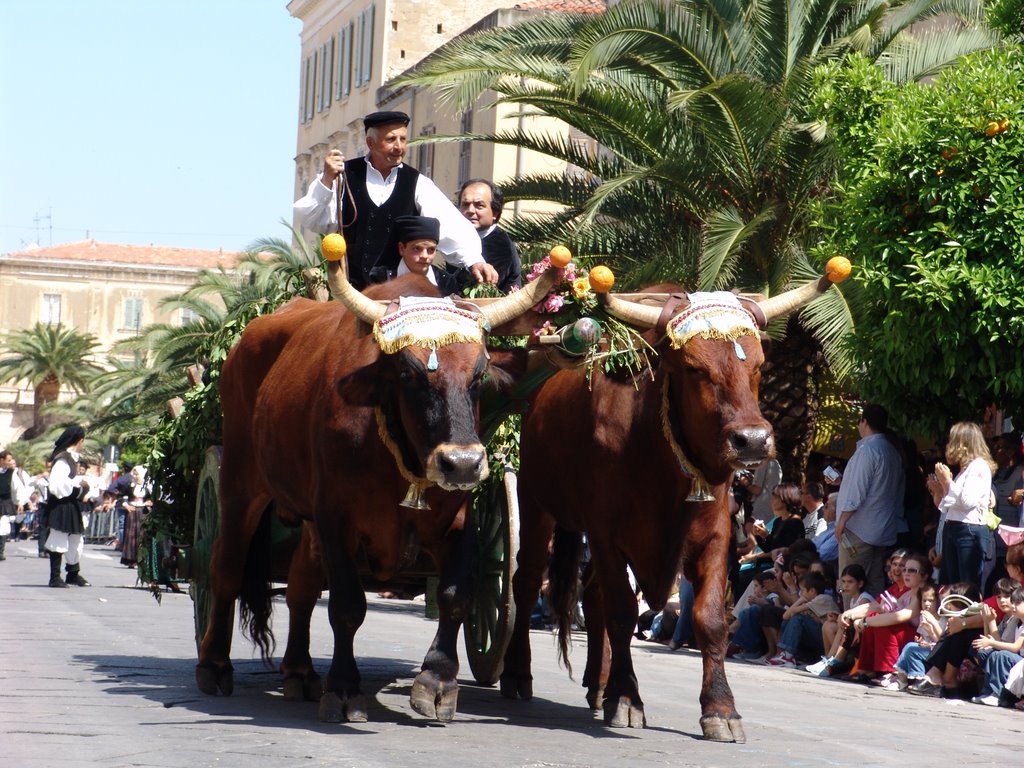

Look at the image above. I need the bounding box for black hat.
[394,215,440,244]
[51,424,85,460]
[363,110,410,130]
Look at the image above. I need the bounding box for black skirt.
[48,499,85,534]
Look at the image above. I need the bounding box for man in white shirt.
[293,110,498,290]
[800,481,827,538]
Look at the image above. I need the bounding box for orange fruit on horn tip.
[548,244,572,268]
[825,256,852,283]
[322,233,347,262]
[588,265,615,293]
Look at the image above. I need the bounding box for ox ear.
[336,363,388,407]
[483,348,530,395]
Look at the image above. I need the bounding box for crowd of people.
[0,426,155,588]
[701,406,1024,711]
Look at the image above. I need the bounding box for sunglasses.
[903,567,922,574]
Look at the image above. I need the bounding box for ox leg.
[281,523,323,702]
[580,562,610,711]
[411,524,473,723]
[499,510,555,702]
[591,546,645,728]
[685,510,745,744]
[197,494,271,697]
[318,535,369,723]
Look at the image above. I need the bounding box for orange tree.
[811,47,1024,435]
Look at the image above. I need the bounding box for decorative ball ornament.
[322,233,348,262]
[588,265,615,293]
[825,256,852,283]
[549,245,572,268]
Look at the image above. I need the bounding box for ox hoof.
[195,662,233,696]
[319,691,369,723]
[410,673,459,723]
[499,673,533,701]
[585,684,605,711]
[605,696,646,729]
[700,714,745,743]
[283,672,322,702]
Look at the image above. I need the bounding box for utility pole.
[32,210,53,246]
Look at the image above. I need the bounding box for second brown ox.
[500,274,843,743]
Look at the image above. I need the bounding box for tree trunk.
[758,318,825,482]
[28,375,61,439]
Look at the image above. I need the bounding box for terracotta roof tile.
[514,0,607,13]
[3,240,241,270]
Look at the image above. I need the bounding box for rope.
[658,377,715,502]
[334,164,358,233]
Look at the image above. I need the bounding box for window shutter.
[354,15,364,86]
[324,37,334,108]
[362,6,374,85]
[315,48,323,113]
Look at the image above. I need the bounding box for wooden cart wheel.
[464,467,519,685]
[191,446,231,656]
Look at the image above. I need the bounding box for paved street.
[1,540,1020,768]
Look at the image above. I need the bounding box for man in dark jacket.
[458,178,522,295]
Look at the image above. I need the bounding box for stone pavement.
[0,539,1021,768]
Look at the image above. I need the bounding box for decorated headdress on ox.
[323,243,559,503]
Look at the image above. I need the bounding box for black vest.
[341,159,420,289]
[0,469,11,500]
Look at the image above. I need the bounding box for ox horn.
[327,259,387,323]
[477,266,561,329]
[756,257,850,324]
[599,292,662,329]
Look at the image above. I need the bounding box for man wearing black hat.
[294,110,499,290]
[43,425,92,587]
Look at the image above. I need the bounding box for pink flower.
[532,320,558,338]
[543,293,565,313]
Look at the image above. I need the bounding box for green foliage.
[987,0,1024,37]
[814,46,1024,434]
[0,323,103,392]
[399,0,997,382]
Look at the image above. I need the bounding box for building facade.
[0,240,237,445]
[288,0,605,237]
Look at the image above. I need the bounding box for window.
[302,56,314,122]
[314,48,323,113]
[418,125,436,177]
[41,293,61,325]
[458,110,474,187]
[123,297,143,331]
[354,5,375,87]
[337,24,353,99]
[180,307,200,326]
[319,38,334,111]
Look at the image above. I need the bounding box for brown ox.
[500,277,837,742]
[195,260,556,723]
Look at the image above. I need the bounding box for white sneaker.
[972,694,1000,707]
[804,656,831,675]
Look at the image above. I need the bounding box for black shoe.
[907,680,942,697]
[49,576,70,588]
[66,572,91,587]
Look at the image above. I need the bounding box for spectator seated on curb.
[766,571,838,667]
[970,582,1024,706]
[892,582,942,690]
[907,581,987,699]
[807,563,873,677]
[728,569,783,660]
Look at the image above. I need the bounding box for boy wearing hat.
[294,110,498,290]
[368,215,462,294]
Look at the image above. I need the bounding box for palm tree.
[85,228,324,442]
[0,323,104,438]
[396,0,997,474]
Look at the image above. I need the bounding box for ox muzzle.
[727,426,774,469]
[425,442,489,490]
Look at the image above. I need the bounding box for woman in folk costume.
[44,425,92,588]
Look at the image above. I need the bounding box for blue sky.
[0,1,301,255]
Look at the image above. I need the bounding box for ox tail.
[238,504,276,666]
[547,525,584,678]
